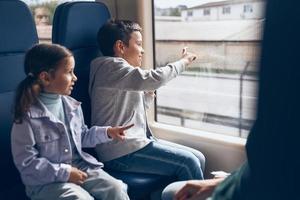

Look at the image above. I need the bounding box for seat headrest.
[0,0,38,53]
[52,2,110,50]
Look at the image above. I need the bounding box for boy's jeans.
[104,140,205,180]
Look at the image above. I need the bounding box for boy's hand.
[145,91,156,98]
[107,124,134,141]
[68,167,88,185]
[181,47,197,66]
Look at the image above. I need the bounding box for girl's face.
[42,56,77,95]
[122,31,144,67]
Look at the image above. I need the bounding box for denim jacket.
[11,95,111,186]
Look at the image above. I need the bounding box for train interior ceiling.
[5,0,300,199]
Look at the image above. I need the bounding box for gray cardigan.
[89,56,186,161]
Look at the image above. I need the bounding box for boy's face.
[122,31,144,67]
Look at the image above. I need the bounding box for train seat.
[0,0,38,199]
[52,2,174,199]
[52,1,110,126]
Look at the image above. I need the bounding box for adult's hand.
[175,178,224,200]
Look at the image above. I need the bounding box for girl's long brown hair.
[13,43,72,123]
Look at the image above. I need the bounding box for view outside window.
[21,0,59,43]
[21,0,91,43]
[154,0,266,138]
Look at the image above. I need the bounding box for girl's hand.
[68,167,88,185]
[181,47,197,66]
[107,124,134,141]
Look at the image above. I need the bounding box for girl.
[11,43,132,200]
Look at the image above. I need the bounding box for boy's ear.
[114,40,125,55]
[38,71,51,86]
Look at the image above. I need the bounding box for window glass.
[244,4,253,13]
[21,0,92,43]
[154,0,266,138]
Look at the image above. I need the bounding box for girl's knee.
[60,188,94,200]
[106,179,129,199]
[111,180,127,193]
[75,192,94,200]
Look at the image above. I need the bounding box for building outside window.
[244,4,253,13]
[203,8,210,16]
[222,6,231,14]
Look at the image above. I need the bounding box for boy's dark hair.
[13,43,72,123]
[97,20,142,56]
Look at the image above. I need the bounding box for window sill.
[149,122,246,148]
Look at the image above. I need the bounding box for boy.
[89,20,205,181]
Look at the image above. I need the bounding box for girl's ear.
[114,40,125,56]
[38,71,51,86]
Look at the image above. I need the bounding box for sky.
[154,0,224,8]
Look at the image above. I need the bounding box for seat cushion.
[107,170,176,199]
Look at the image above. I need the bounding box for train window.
[21,0,92,43]
[153,0,266,138]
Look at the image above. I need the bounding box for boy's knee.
[197,152,206,171]
[185,153,201,168]
[183,154,204,179]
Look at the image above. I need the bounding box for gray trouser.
[26,168,129,200]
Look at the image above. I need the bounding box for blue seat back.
[52,1,110,126]
[0,0,38,198]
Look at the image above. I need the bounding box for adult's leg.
[156,139,206,172]
[104,141,203,180]
[83,168,129,200]
[26,183,94,200]
[161,181,187,200]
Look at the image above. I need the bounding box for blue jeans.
[104,140,205,181]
